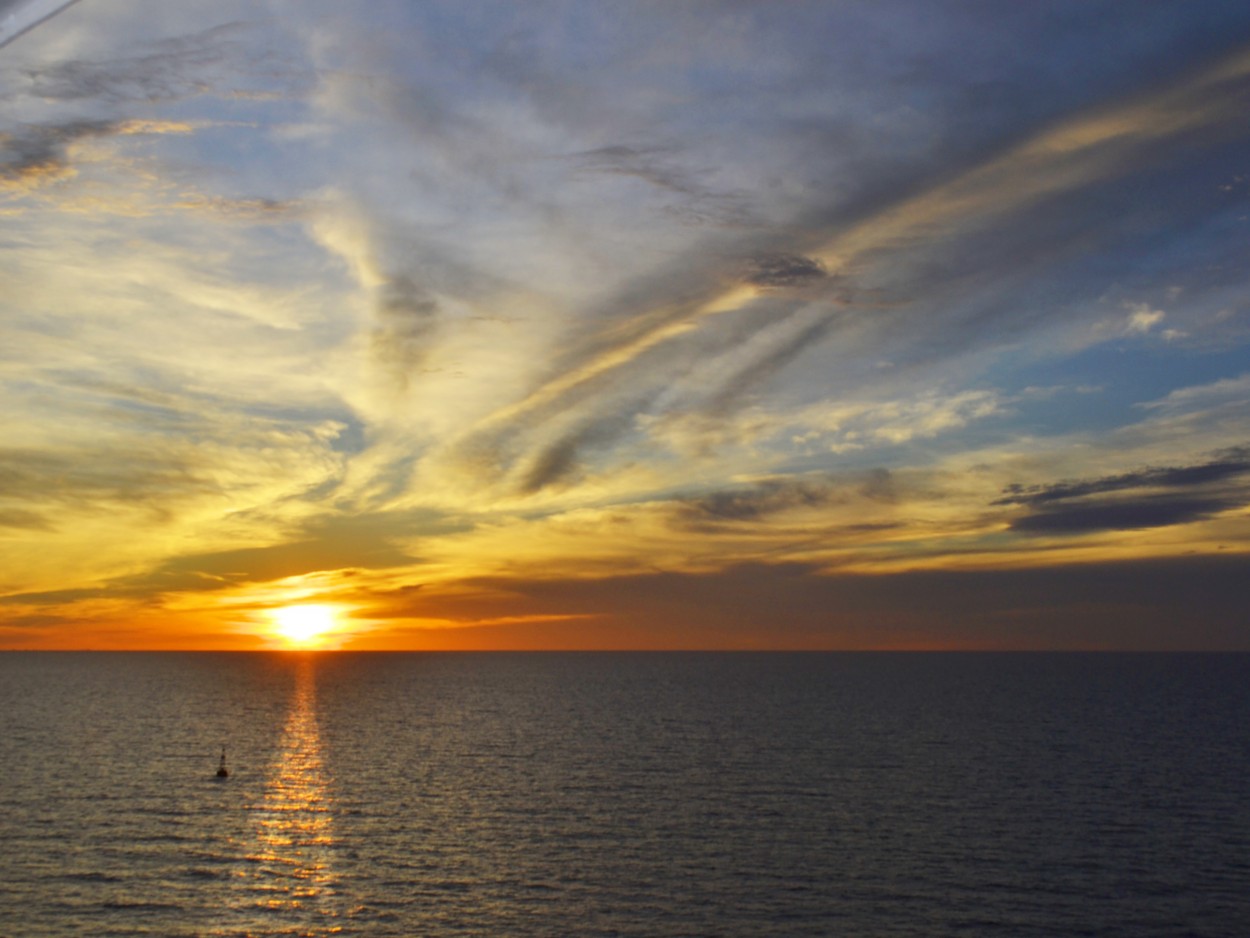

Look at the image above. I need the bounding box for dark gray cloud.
[999,447,1250,533]
[746,253,826,288]
[1010,495,1233,534]
[0,118,299,220]
[371,274,441,390]
[574,144,753,227]
[0,117,117,189]
[577,145,705,198]
[997,447,1250,506]
[518,409,643,494]
[517,433,583,494]
[17,22,252,103]
[670,470,903,534]
[684,477,836,522]
[859,467,898,503]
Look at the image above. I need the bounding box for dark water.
[1,653,1247,937]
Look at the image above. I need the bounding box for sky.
[2,0,1250,650]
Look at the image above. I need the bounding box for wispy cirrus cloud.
[9,20,280,102]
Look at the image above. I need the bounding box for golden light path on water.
[236,658,344,933]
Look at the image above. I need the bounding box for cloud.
[421,39,1250,507]
[1,118,114,192]
[0,401,353,597]
[576,145,697,196]
[1125,301,1165,335]
[997,447,1250,506]
[0,116,193,196]
[308,199,470,399]
[681,476,838,523]
[515,409,643,495]
[0,416,347,519]
[464,306,847,496]
[745,253,827,288]
[997,446,1250,533]
[1009,495,1232,533]
[866,390,1003,445]
[1139,373,1250,412]
[171,193,301,223]
[15,21,256,103]
[115,534,416,597]
[0,507,50,530]
[859,467,898,503]
[258,10,1250,532]
[370,273,441,391]
[833,40,1250,257]
[0,443,214,509]
[573,143,753,227]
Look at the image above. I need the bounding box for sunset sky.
[3,0,1250,650]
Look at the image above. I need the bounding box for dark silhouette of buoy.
[216,747,229,779]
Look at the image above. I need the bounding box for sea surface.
[0,652,1247,937]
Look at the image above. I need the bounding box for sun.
[268,604,338,649]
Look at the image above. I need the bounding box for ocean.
[1,652,1247,936]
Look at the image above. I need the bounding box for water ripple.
[1,652,1248,936]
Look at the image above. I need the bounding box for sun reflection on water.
[240,658,343,932]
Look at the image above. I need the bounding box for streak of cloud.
[0,0,79,51]
[0,116,191,194]
[746,254,827,289]
[434,39,1250,503]
[996,446,1250,534]
[14,21,257,101]
[996,447,1250,507]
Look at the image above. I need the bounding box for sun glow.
[269,604,338,649]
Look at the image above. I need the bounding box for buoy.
[216,747,229,778]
